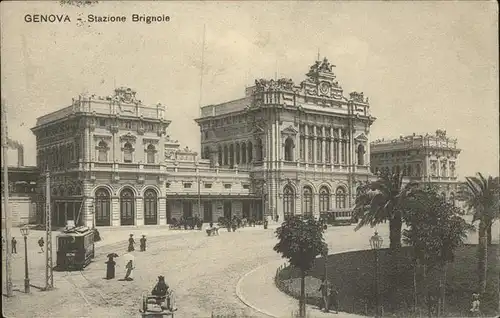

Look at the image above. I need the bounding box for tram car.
[56,226,95,270]
[320,208,356,226]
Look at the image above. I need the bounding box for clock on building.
[319,82,330,95]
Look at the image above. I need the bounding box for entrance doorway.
[223,201,232,219]
[203,201,213,222]
[182,201,193,218]
[242,201,250,219]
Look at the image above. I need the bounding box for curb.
[235,248,369,318]
[235,261,279,318]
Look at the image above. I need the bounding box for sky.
[1,1,498,179]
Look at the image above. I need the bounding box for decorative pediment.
[281,125,298,136]
[354,133,368,142]
[120,132,137,143]
[143,138,160,145]
[254,78,295,92]
[113,87,141,105]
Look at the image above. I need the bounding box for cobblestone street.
[3,216,491,318]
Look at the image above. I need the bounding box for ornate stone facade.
[370,130,462,204]
[197,58,376,221]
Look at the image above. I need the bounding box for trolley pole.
[2,99,13,297]
[44,168,54,290]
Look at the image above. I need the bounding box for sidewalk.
[236,259,365,318]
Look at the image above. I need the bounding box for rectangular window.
[165,182,170,188]
[224,184,232,189]
[300,136,305,161]
[99,119,106,127]
[125,121,132,129]
[184,183,192,188]
[204,183,212,189]
[243,184,250,189]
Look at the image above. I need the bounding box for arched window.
[203,146,210,160]
[319,186,330,213]
[120,188,135,225]
[256,138,263,161]
[284,137,294,161]
[357,144,365,165]
[95,188,111,226]
[123,142,133,163]
[143,189,158,225]
[247,142,253,163]
[229,144,235,167]
[241,144,247,164]
[218,146,223,166]
[450,192,455,207]
[335,187,346,209]
[223,145,228,165]
[235,143,240,165]
[302,186,313,217]
[146,144,156,164]
[441,192,447,201]
[283,185,295,220]
[408,165,413,176]
[416,164,421,177]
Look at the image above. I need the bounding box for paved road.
[2,216,496,318]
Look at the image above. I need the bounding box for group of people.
[104,233,148,281]
[2,236,45,254]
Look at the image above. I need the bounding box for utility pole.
[2,99,13,297]
[44,168,53,290]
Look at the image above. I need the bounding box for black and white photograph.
[1,1,498,317]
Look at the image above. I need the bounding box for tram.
[320,208,356,226]
[56,226,95,270]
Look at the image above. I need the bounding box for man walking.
[38,237,44,253]
[140,235,147,252]
[318,277,329,312]
[11,237,17,254]
[328,284,339,314]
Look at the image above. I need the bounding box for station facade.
[29,58,377,227]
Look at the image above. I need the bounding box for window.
[284,137,294,161]
[98,141,108,162]
[184,183,192,188]
[204,183,212,189]
[335,187,346,209]
[146,144,156,164]
[300,136,305,161]
[357,144,365,165]
[125,121,132,129]
[319,186,330,212]
[165,182,171,188]
[224,184,232,189]
[316,139,322,162]
[302,186,313,217]
[243,184,250,189]
[283,185,295,220]
[123,142,133,163]
[143,189,158,225]
[99,119,106,127]
[325,140,331,163]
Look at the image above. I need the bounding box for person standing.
[124,259,134,281]
[328,284,339,314]
[318,277,329,312]
[140,235,147,252]
[127,234,135,252]
[38,237,44,253]
[11,237,17,254]
[105,254,117,279]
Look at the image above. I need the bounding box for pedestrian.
[470,293,480,317]
[11,237,17,254]
[263,218,268,229]
[38,237,44,253]
[275,214,279,223]
[140,235,147,252]
[328,284,339,314]
[318,277,329,312]
[105,253,118,279]
[127,234,135,252]
[124,259,134,281]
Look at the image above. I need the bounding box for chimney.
[17,146,24,167]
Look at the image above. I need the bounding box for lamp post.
[322,245,329,312]
[20,225,30,293]
[369,231,383,317]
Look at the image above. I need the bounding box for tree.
[458,173,499,293]
[353,171,418,249]
[274,216,326,317]
[404,188,474,317]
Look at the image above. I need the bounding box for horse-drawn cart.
[140,292,177,317]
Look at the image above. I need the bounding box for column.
[304,125,309,164]
[366,139,370,166]
[312,126,317,163]
[338,128,342,164]
[321,126,326,165]
[330,127,334,164]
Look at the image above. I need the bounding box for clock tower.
[300,57,344,100]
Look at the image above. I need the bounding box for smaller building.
[370,129,461,204]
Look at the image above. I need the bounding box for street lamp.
[369,231,383,317]
[322,245,329,312]
[20,225,30,293]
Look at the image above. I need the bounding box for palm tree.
[353,171,418,249]
[459,173,499,293]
